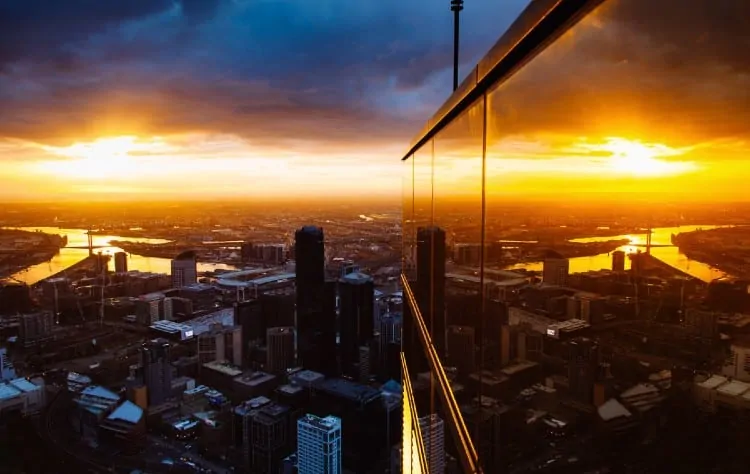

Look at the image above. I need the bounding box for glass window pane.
[403,156,415,281]
[484,0,749,472]
[432,98,485,373]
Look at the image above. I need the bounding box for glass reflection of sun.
[600,137,697,177]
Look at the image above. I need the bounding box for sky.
[2,0,748,204]
[0,0,530,201]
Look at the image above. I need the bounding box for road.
[147,435,232,474]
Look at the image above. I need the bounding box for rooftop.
[598,398,632,422]
[0,383,21,401]
[234,371,275,387]
[107,401,144,424]
[299,413,341,431]
[340,271,372,284]
[203,361,243,377]
[318,378,381,404]
[717,380,750,397]
[9,377,40,393]
[698,374,728,390]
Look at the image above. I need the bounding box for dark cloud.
[0,0,529,151]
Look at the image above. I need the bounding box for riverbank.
[673,227,750,278]
[111,240,241,267]
[0,229,67,281]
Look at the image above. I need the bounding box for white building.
[419,413,446,474]
[0,377,45,417]
[297,414,342,474]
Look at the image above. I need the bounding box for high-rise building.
[339,271,374,378]
[141,339,172,406]
[18,311,54,348]
[251,403,292,474]
[568,337,599,404]
[114,251,128,273]
[419,414,446,474]
[542,251,569,286]
[295,226,325,370]
[297,414,342,474]
[225,325,243,366]
[447,325,475,376]
[416,227,447,356]
[267,327,295,375]
[611,250,626,272]
[171,251,198,289]
[198,325,226,365]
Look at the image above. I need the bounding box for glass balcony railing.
[402,0,750,472]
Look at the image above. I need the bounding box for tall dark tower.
[451,0,464,91]
[339,272,375,378]
[295,226,325,369]
[141,338,172,407]
[416,227,447,357]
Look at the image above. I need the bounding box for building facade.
[297,414,342,474]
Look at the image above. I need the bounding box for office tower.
[416,227,447,356]
[141,339,172,406]
[114,251,128,273]
[419,414,446,474]
[542,251,569,286]
[251,403,292,474]
[318,279,338,375]
[339,271,374,378]
[568,337,599,404]
[267,327,295,374]
[136,293,164,325]
[18,311,54,348]
[171,250,198,288]
[235,299,264,352]
[297,414,342,474]
[611,250,626,272]
[295,226,325,370]
[225,326,243,366]
[198,324,226,364]
[447,325,475,376]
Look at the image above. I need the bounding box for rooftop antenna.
[451,0,464,91]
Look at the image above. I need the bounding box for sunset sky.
[0,0,529,201]
[2,0,748,202]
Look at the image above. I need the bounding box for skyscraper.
[568,337,599,404]
[297,414,342,474]
[611,250,626,272]
[141,338,172,406]
[416,227,447,356]
[419,413,446,474]
[114,251,128,273]
[542,251,569,286]
[267,327,295,374]
[171,251,197,288]
[295,226,325,370]
[339,271,374,378]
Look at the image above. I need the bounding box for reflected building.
[416,227,447,356]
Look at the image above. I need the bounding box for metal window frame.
[401,0,605,162]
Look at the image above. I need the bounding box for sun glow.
[39,136,144,179]
[596,137,698,177]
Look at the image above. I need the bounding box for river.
[5,227,237,285]
[505,225,729,283]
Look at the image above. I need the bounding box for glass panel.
[403,157,415,281]
[484,0,750,472]
[412,142,434,321]
[432,98,485,373]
